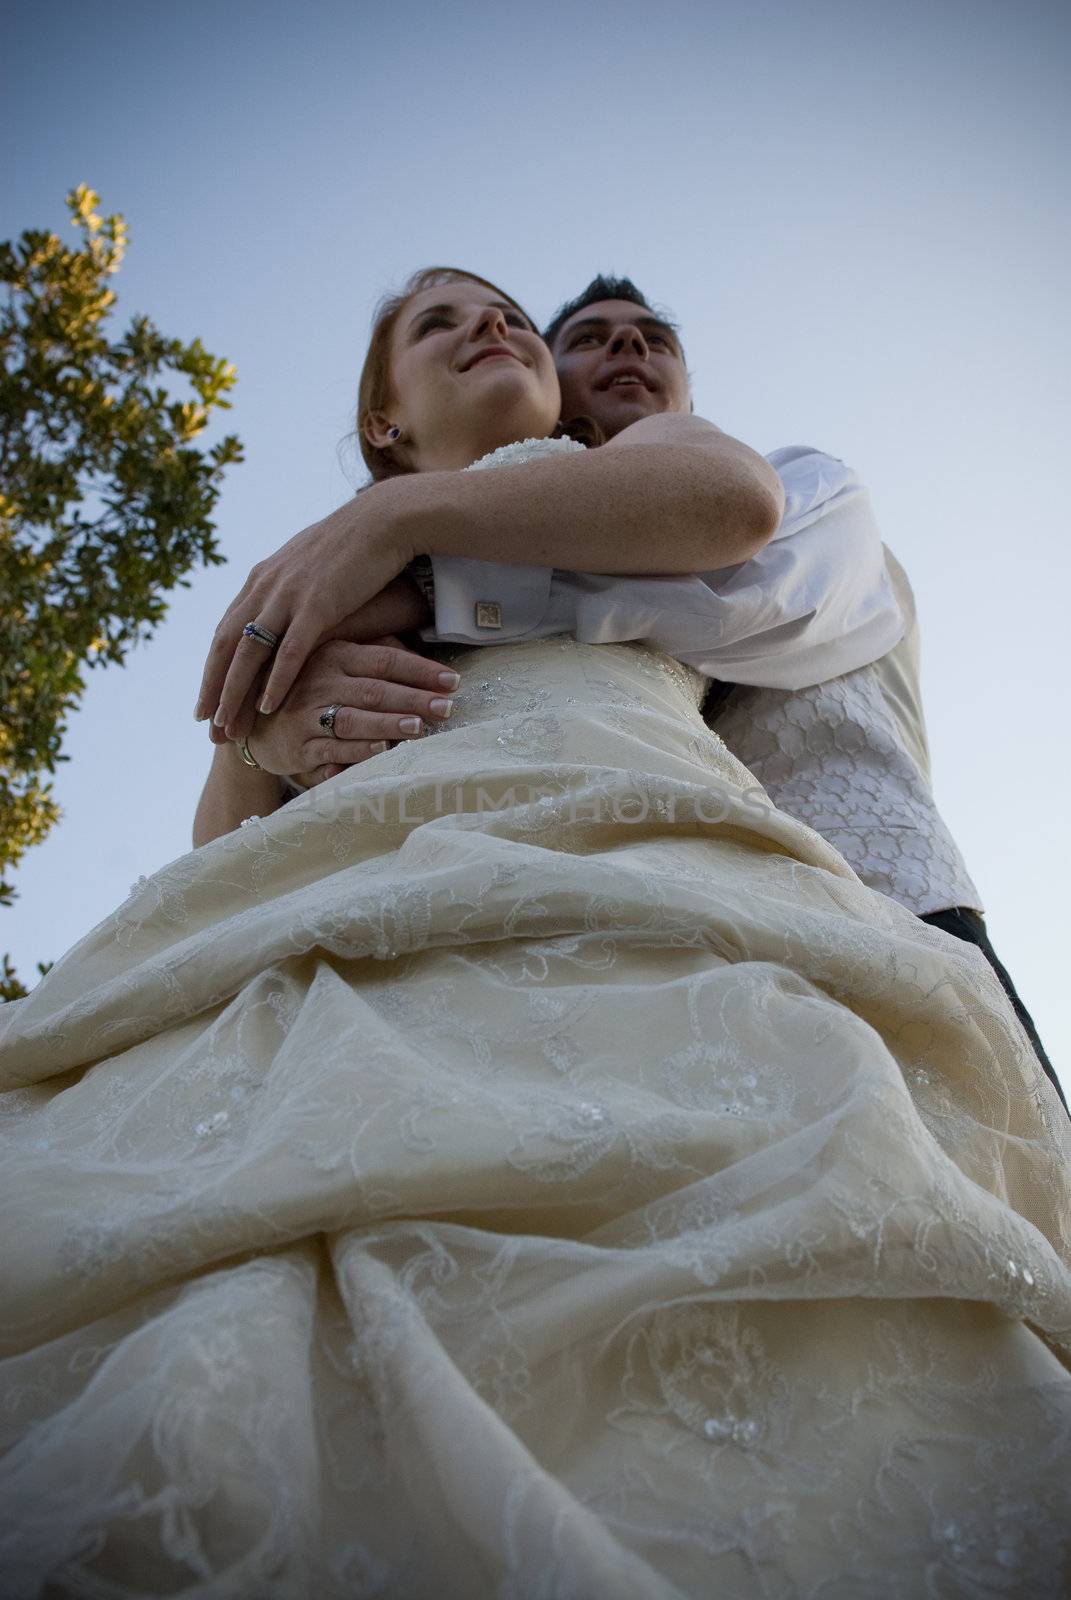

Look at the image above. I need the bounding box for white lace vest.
[711,549,982,916]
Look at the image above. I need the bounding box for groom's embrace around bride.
[196,271,1062,1109]
[543,275,1061,1105]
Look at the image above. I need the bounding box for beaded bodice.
[382,634,746,792]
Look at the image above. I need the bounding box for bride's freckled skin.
[364,280,561,473]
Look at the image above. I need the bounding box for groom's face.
[550,299,691,439]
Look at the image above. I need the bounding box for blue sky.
[4,0,1069,1092]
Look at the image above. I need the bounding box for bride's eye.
[416,313,451,337]
[504,312,530,330]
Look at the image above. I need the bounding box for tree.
[0,186,242,999]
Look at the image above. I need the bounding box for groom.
[541,274,1061,1106]
[408,271,1058,1105]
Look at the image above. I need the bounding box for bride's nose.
[470,305,511,342]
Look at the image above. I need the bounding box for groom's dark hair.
[543,274,683,356]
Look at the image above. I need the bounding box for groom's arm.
[298,418,779,651]
[413,446,901,688]
[382,414,783,575]
[204,418,781,744]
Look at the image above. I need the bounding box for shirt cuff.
[422,556,553,642]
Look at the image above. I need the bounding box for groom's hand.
[239,637,458,779]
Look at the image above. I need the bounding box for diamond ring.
[243,621,279,649]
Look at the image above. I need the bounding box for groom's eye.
[569,333,598,348]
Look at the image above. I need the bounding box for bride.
[1,271,1069,1599]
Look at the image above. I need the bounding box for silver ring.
[243,621,279,649]
[319,704,342,735]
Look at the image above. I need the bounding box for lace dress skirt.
[1,639,1069,1598]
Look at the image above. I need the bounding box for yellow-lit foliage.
[0,188,243,994]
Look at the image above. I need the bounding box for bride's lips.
[461,346,523,371]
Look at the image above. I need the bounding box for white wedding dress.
[1,518,1070,1598]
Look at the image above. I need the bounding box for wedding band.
[237,737,262,769]
[319,704,342,736]
[243,621,279,649]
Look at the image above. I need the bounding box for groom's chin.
[585,389,665,435]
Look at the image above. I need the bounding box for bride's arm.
[193,743,285,847]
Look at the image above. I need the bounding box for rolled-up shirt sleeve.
[422,446,904,688]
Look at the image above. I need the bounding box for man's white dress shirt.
[423,448,902,688]
[418,446,980,915]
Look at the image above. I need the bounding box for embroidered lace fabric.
[1,635,1069,1599]
[713,670,983,916]
[464,433,587,471]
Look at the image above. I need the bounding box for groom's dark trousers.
[920,906,1067,1115]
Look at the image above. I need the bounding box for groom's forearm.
[329,574,431,645]
[375,416,783,575]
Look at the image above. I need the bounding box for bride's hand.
[237,637,458,777]
[194,484,415,737]
[205,576,433,745]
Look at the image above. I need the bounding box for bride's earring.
[387,426,402,442]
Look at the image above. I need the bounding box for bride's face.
[372,280,560,472]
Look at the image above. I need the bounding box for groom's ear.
[363,411,397,450]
